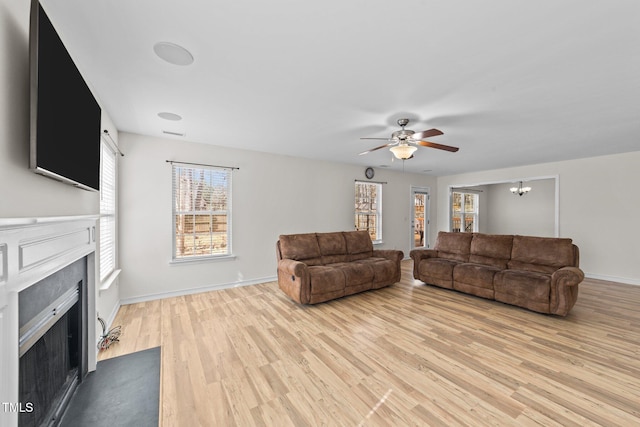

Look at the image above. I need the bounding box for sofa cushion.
[494,269,551,313]
[354,257,397,289]
[454,263,500,289]
[434,232,472,262]
[453,263,499,299]
[345,230,374,261]
[317,232,348,264]
[279,233,323,266]
[326,262,374,287]
[417,258,460,289]
[469,234,513,269]
[308,266,346,294]
[508,235,576,274]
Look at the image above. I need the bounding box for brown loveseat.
[410,232,584,316]
[276,231,404,304]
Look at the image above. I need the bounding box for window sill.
[170,254,237,265]
[100,269,121,291]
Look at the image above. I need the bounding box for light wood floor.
[99,261,640,426]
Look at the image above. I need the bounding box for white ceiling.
[40,0,640,175]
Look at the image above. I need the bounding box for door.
[411,187,430,249]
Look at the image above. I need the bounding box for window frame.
[99,140,118,284]
[451,191,479,233]
[355,180,382,244]
[171,164,233,262]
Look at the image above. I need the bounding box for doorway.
[449,175,558,236]
[411,187,430,249]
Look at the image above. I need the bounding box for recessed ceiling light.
[158,112,182,121]
[153,42,194,66]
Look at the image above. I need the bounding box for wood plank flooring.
[99,261,640,426]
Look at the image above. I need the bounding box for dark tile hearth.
[59,347,160,427]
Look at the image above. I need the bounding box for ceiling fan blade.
[412,128,444,140]
[359,142,395,155]
[416,140,459,152]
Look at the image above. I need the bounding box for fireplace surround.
[0,216,98,427]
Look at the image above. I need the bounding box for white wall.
[117,132,437,302]
[1,0,120,342]
[0,0,98,218]
[436,151,640,285]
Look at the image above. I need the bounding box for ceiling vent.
[162,130,185,137]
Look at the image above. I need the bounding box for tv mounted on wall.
[29,0,102,191]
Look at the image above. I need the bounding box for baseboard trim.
[120,276,278,305]
[104,300,122,330]
[112,272,640,307]
[585,273,640,286]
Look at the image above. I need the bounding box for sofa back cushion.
[278,233,323,266]
[344,230,374,261]
[508,235,576,274]
[317,232,349,264]
[469,233,513,269]
[434,232,472,262]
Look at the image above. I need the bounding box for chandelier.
[389,143,417,160]
[510,181,531,196]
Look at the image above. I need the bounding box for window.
[172,164,232,260]
[355,181,382,243]
[99,141,117,281]
[451,191,478,233]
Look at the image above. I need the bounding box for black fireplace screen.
[17,258,88,427]
[19,305,79,427]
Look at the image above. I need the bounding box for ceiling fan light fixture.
[390,144,417,160]
[359,118,456,158]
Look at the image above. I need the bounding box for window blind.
[172,164,232,259]
[100,142,117,281]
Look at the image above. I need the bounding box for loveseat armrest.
[550,266,585,316]
[409,249,439,279]
[277,259,311,304]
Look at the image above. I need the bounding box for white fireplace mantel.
[0,216,98,427]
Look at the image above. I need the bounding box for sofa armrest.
[373,249,404,263]
[409,249,438,279]
[552,266,584,286]
[550,266,585,316]
[373,249,404,283]
[410,248,438,261]
[277,259,310,304]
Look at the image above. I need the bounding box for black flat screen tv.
[29,0,102,191]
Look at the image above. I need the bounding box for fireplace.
[18,258,88,427]
[0,217,97,427]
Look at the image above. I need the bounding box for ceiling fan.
[359,118,459,160]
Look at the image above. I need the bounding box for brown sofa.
[410,232,585,316]
[276,231,404,304]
